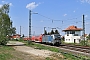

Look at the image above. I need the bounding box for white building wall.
[65,31,81,43]
[72,36,81,43]
[65,34,73,43]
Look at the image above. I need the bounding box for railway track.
[25,42,90,57]
[59,44,90,57]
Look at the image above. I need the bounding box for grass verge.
[0,46,16,60]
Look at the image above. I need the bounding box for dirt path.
[7,41,54,58]
[13,46,54,57]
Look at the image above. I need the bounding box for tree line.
[0,4,16,45]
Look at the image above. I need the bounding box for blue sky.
[0,0,90,36]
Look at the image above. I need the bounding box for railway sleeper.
[86,51,90,53]
[75,49,80,51]
[69,48,75,50]
[80,49,88,53]
[61,51,89,60]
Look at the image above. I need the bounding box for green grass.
[0,53,13,60]
[0,46,14,60]
[61,52,90,60]
[27,43,59,52]
[0,46,30,60]
[45,57,54,60]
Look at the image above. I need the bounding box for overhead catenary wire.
[38,13,82,24]
[31,10,90,29]
[32,11,83,25]
[32,9,90,22]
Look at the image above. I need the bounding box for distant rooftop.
[63,25,83,31]
[13,34,21,36]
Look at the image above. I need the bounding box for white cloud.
[0,4,3,8]
[2,1,5,3]
[73,10,76,13]
[9,3,13,6]
[63,14,67,16]
[80,0,90,4]
[85,15,88,18]
[26,2,40,10]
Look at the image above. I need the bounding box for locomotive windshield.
[54,34,61,38]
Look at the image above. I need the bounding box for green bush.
[0,37,8,45]
[80,40,88,46]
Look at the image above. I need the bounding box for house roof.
[13,34,21,36]
[63,25,83,31]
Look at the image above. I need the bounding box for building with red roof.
[63,25,83,43]
[10,34,21,40]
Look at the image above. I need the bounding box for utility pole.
[20,26,21,36]
[28,10,38,44]
[29,10,31,39]
[33,31,35,36]
[82,14,85,45]
[28,10,31,44]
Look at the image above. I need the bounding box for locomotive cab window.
[54,34,60,38]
